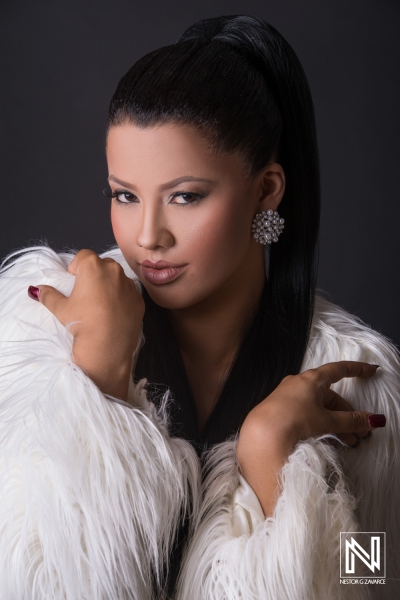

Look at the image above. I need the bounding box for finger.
[351,438,361,448]
[328,408,386,436]
[313,361,379,391]
[323,388,355,412]
[336,432,361,447]
[321,400,370,448]
[67,249,98,275]
[28,284,69,324]
[323,389,375,443]
[321,433,360,449]
[102,257,119,264]
[321,390,370,449]
[323,388,382,439]
[329,431,373,448]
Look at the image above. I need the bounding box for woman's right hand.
[236,361,386,516]
[27,249,145,402]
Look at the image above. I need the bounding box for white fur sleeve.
[176,437,373,600]
[0,246,200,600]
[307,295,400,598]
[176,296,400,600]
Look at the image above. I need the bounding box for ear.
[255,162,286,212]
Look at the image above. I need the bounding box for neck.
[168,248,267,370]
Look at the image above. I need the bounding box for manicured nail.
[372,364,380,369]
[368,414,386,428]
[28,286,40,301]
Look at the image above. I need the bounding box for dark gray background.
[1,0,399,347]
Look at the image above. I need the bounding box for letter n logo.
[340,532,386,578]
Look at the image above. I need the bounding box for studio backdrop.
[1,0,399,346]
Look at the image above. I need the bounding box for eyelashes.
[103,189,135,204]
[103,188,205,206]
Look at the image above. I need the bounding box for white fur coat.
[0,246,399,599]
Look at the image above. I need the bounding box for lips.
[140,260,187,284]
[141,260,184,269]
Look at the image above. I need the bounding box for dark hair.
[108,14,320,451]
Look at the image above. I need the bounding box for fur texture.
[308,294,400,591]
[0,245,399,599]
[176,294,400,600]
[176,438,373,600]
[0,246,200,600]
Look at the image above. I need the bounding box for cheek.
[110,208,141,276]
[111,207,135,249]
[187,198,252,268]
[185,202,252,293]
[110,208,120,240]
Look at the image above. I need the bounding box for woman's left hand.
[236,361,381,517]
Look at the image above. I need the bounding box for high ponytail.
[109,15,321,449]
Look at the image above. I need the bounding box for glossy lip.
[139,260,188,285]
[141,259,185,269]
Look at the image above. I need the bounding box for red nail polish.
[28,286,40,301]
[368,414,386,428]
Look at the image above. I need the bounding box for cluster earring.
[251,209,285,245]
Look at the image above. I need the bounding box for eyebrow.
[107,175,217,191]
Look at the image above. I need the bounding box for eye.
[114,190,137,204]
[170,192,204,205]
[103,188,137,204]
[102,188,205,206]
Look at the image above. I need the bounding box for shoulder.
[302,293,400,373]
[307,297,400,560]
[0,246,74,337]
[0,245,139,297]
[0,244,137,281]
[0,245,140,337]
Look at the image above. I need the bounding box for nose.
[136,204,174,250]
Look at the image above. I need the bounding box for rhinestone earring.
[251,209,285,245]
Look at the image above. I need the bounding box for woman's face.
[107,122,282,310]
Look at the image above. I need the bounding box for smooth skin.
[29,122,383,518]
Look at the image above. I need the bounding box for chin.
[140,281,206,311]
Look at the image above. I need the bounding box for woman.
[0,14,399,600]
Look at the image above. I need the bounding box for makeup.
[140,260,187,284]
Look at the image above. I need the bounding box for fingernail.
[372,364,380,369]
[362,431,373,439]
[28,286,40,301]
[368,414,386,428]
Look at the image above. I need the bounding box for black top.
[133,281,269,596]
[134,280,269,455]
